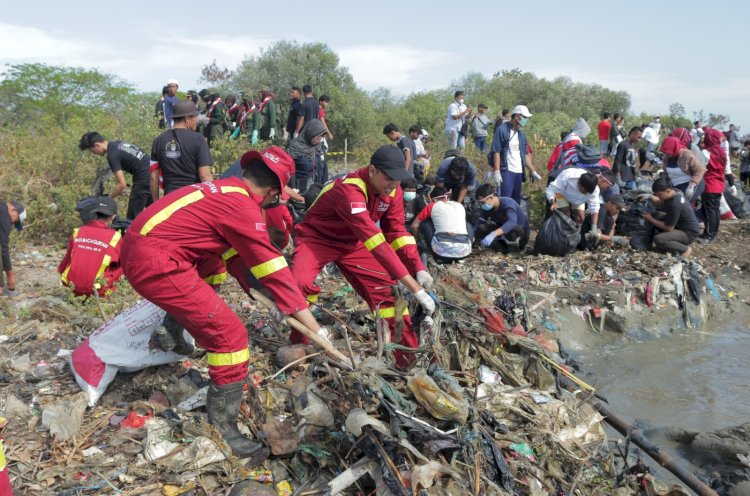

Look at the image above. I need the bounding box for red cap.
[240,146,295,199]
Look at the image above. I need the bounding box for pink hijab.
[670,128,692,147]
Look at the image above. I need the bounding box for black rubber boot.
[206,381,265,459]
[153,313,195,355]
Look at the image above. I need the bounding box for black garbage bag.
[724,184,747,219]
[616,199,655,250]
[533,210,580,256]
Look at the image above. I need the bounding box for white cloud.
[338,44,458,92]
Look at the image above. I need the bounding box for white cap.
[420,129,429,138]
[167,79,179,86]
[512,105,532,118]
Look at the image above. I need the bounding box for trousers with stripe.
[291,237,417,368]
[121,236,249,385]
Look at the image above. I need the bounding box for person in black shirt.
[150,101,214,199]
[641,176,700,257]
[286,86,302,140]
[0,200,25,296]
[79,132,153,219]
[294,84,319,138]
[383,123,417,176]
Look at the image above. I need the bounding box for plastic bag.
[70,299,194,406]
[533,210,581,256]
[41,392,88,440]
[407,369,469,424]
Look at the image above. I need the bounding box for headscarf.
[703,128,724,154]
[660,136,684,158]
[703,128,727,176]
[287,119,326,160]
[670,128,691,147]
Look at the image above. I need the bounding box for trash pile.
[0,259,703,495]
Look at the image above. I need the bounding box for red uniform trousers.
[121,236,247,386]
[292,236,417,368]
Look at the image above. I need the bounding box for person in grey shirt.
[472,104,492,152]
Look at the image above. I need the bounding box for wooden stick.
[91,289,110,323]
[316,307,358,370]
[248,289,352,368]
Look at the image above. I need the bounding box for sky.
[1,0,749,129]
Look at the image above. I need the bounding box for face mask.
[481,203,493,211]
[457,98,464,105]
[403,192,417,202]
[519,117,529,127]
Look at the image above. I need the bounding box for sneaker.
[697,237,713,245]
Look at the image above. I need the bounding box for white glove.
[269,128,276,139]
[493,169,503,186]
[590,225,600,236]
[416,270,433,290]
[531,171,542,181]
[317,326,332,345]
[414,289,435,315]
[293,132,299,139]
[685,183,696,200]
[730,185,737,196]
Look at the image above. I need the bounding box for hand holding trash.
[414,289,435,315]
[481,232,497,248]
[531,171,542,182]
[416,270,433,290]
[611,235,628,246]
[685,183,696,200]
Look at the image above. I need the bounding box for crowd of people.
[0,75,745,462]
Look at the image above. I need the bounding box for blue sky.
[2,0,748,129]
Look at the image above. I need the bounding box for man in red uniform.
[121,146,327,458]
[57,197,124,297]
[292,145,436,369]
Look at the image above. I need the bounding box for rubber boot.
[206,381,265,458]
[153,313,195,355]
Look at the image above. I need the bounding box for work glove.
[585,231,601,245]
[269,128,276,140]
[729,185,738,197]
[414,289,436,315]
[416,270,433,290]
[590,225,600,236]
[493,169,503,186]
[685,183,696,200]
[293,132,299,139]
[611,235,627,246]
[636,193,652,202]
[316,326,332,345]
[251,130,259,145]
[531,171,542,182]
[481,232,497,248]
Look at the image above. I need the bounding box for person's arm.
[496,205,518,235]
[403,148,412,172]
[150,168,161,202]
[641,212,673,232]
[586,189,600,225]
[198,166,213,182]
[110,170,128,199]
[457,185,468,204]
[285,186,305,203]
[295,105,305,135]
[320,114,333,140]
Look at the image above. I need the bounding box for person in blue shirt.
[489,104,541,203]
[434,154,477,204]
[163,79,181,129]
[474,183,530,253]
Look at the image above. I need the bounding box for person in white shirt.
[444,91,472,149]
[641,121,662,165]
[546,168,600,225]
[410,186,472,262]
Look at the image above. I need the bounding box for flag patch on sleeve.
[350,202,367,214]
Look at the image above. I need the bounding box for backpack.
[574,143,602,165]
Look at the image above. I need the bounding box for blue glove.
[481,232,497,248]
[251,130,259,145]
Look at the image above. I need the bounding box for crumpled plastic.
[41,392,88,440]
[407,369,469,424]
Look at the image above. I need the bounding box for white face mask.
[457,98,464,105]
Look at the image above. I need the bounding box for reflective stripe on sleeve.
[220,186,249,196]
[306,293,319,304]
[373,307,410,319]
[342,178,368,199]
[221,248,238,262]
[140,190,205,236]
[249,256,288,279]
[364,232,386,251]
[308,181,335,210]
[94,230,125,282]
[0,439,5,471]
[206,348,250,367]
[203,272,228,285]
[390,235,416,251]
[60,228,80,285]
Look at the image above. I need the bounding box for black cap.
[607,194,627,211]
[90,197,118,216]
[478,103,488,109]
[370,145,411,181]
[173,101,198,118]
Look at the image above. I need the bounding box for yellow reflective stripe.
[250,256,288,279]
[343,178,368,199]
[95,230,123,283]
[61,265,71,284]
[373,307,410,319]
[221,186,249,196]
[0,439,5,471]
[140,190,205,236]
[203,272,227,285]
[72,228,80,239]
[389,188,397,197]
[390,235,416,251]
[109,230,122,247]
[221,248,238,262]
[308,181,335,209]
[206,348,250,367]
[364,232,386,251]
[306,293,319,303]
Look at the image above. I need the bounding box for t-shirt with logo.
[107,141,150,186]
[151,129,213,194]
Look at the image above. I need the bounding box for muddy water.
[567,307,750,478]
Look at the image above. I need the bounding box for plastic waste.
[477,365,502,385]
[292,381,334,428]
[41,392,88,440]
[411,460,455,490]
[407,369,469,424]
[344,408,391,437]
[155,436,225,472]
[143,417,179,461]
[259,419,300,455]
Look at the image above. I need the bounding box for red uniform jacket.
[295,167,425,280]
[58,220,123,297]
[127,177,307,314]
[264,202,293,249]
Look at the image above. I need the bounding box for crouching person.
[584,194,629,248]
[58,197,124,297]
[546,168,600,225]
[474,183,530,253]
[410,186,472,262]
[639,176,700,257]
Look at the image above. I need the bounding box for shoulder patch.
[255,223,267,231]
[350,202,367,214]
